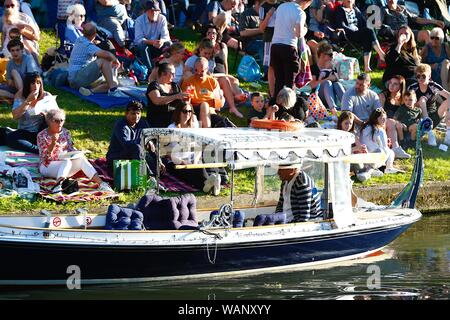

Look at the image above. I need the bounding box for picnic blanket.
[84,157,200,193]
[38,176,118,203]
[159,173,200,193]
[60,86,132,109]
[0,146,119,203]
[0,145,41,178]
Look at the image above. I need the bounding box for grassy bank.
[0,28,449,214]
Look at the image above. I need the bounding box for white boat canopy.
[142,128,355,168]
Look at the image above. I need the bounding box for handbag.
[295,38,312,88]
[61,178,79,194]
[306,84,328,121]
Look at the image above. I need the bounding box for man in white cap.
[134,0,172,71]
[275,163,323,222]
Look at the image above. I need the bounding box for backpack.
[130,58,149,82]
[237,55,261,82]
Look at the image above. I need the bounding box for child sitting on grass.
[407,63,450,146]
[360,108,404,175]
[394,90,422,148]
[248,92,268,125]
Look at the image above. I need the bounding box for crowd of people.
[0,0,449,204]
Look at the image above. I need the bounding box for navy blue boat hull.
[0,224,411,284]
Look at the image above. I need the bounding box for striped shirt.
[276,171,323,222]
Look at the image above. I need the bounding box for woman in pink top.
[37,109,113,193]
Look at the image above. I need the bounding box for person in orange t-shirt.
[182,57,225,128]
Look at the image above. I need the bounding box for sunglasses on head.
[182,109,193,114]
[416,74,427,80]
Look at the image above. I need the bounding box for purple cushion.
[138,193,198,230]
[253,213,287,226]
[105,204,144,230]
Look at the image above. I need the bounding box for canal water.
[0,213,448,300]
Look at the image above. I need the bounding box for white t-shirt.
[271,2,305,47]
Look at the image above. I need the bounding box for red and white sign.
[52,217,61,227]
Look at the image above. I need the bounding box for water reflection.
[0,214,448,300]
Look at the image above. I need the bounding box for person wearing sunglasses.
[165,100,221,195]
[2,0,40,63]
[37,108,114,194]
[64,3,86,44]
[169,100,199,129]
[309,41,344,116]
[379,0,444,45]
[420,27,450,89]
[407,63,450,146]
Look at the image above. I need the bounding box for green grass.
[0,28,448,214]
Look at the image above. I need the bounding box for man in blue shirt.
[134,0,171,71]
[67,22,127,97]
[106,100,157,174]
[96,0,129,47]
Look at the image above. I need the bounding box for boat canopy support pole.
[156,136,160,195]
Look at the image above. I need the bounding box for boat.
[0,119,431,285]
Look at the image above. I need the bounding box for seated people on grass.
[333,0,385,73]
[181,57,225,128]
[337,110,378,183]
[164,100,221,195]
[106,100,157,172]
[184,38,245,118]
[64,3,86,45]
[379,0,444,44]
[360,108,403,175]
[37,108,114,193]
[134,0,172,71]
[341,73,382,127]
[203,0,240,50]
[95,0,129,48]
[407,63,450,146]
[247,92,268,125]
[0,39,41,100]
[2,0,40,62]
[148,42,186,85]
[6,73,50,154]
[67,22,128,97]
[382,25,421,86]
[379,74,411,159]
[275,163,323,223]
[238,0,263,64]
[146,62,190,128]
[393,90,422,148]
[309,41,345,115]
[266,87,304,121]
[420,27,450,88]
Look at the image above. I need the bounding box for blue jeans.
[6,129,39,154]
[135,41,171,71]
